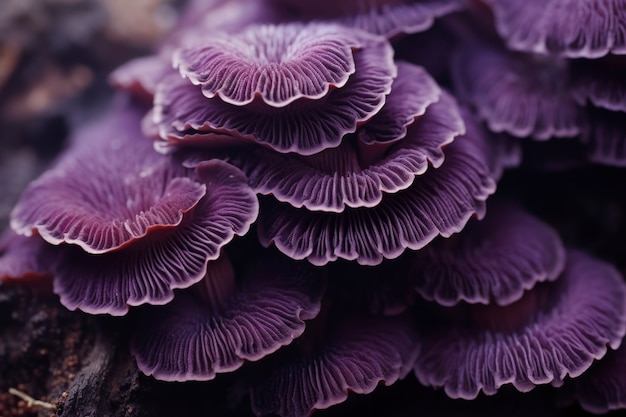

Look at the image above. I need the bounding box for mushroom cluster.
[451,0,626,166]
[2,0,626,416]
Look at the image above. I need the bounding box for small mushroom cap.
[485,0,626,58]
[51,159,258,315]
[411,202,565,307]
[414,249,626,400]
[452,43,583,140]
[250,312,419,417]
[131,252,325,381]
[236,88,464,212]
[150,24,396,155]
[257,116,497,265]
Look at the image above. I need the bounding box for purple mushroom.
[414,249,626,399]
[233,77,459,213]
[255,101,499,266]
[147,23,396,155]
[451,43,583,140]
[268,0,466,38]
[10,99,259,315]
[484,0,626,58]
[410,202,565,307]
[131,250,325,381]
[250,310,419,417]
[11,101,203,254]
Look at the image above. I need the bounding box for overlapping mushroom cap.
[451,43,583,140]
[414,249,626,399]
[131,251,325,381]
[250,311,419,417]
[268,0,465,38]
[410,202,565,306]
[234,64,451,212]
[9,99,259,315]
[253,100,504,266]
[484,0,626,58]
[147,23,396,155]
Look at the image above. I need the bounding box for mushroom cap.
[150,24,396,155]
[250,312,419,417]
[131,252,325,381]
[235,88,464,213]
[257,115,497,266]
[485,0,626,58]
[269,0,465,38]
[411,202,565,307]
[414,249,626,399]
[452,43,583,140]
[51,159,259,315]
[358,61,442,145]
[174,23,361,107]
[10,101,205,254]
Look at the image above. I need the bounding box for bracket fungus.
[4,2,626,416]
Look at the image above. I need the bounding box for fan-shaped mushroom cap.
[257,116,496,265]
[485,0,626,58]
[131,252,325,381]
[270,0,465,38]
[411,202,565,307]
[414,249,626,399]
[175,24,361,107]
[10,101,205,254]
[51,159,259,315]
[250,312,419,417]
[236,89,463,213]
[452,43,583,140]
[149,23,396,155]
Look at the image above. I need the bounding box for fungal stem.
[8,387,56,410]
[355,135,393,168]
[195,253,236,313]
